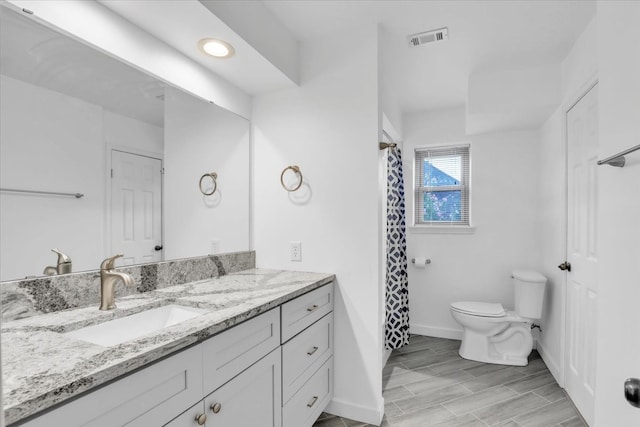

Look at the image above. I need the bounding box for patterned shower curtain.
[385,147,410,350]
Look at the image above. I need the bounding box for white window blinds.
[414,144,470,226]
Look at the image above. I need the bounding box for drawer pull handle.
[307,396,319,408]
[210,402,222,414]
[307,304,319,312]
[307,346,319,356]
[195,413,207,425]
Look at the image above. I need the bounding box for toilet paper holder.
[411,258,431,265]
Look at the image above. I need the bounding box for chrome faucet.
[43,248,72,276]
[99,254,135,310]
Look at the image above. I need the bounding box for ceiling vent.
[408,27,449,48]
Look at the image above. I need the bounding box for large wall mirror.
[0,7,250,282]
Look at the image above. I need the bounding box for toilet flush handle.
[558,261,572,272]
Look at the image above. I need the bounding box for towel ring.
[280,166,303,192]
[199,172,218,196]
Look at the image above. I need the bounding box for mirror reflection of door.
[110,150,163,266]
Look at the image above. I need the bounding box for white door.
[111,150,163,266]
[564,83,598,425]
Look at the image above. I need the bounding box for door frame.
[105,144,164,262]
[561,76,598,390]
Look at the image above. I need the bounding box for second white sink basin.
[65,305,208,347]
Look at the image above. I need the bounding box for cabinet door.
[203,347,282,427]
[163,402,206,427]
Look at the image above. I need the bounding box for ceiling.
[1,1,597,123]
[98,0,296,96]
[262,0,596,113]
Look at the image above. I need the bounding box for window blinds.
[414,144,470,226]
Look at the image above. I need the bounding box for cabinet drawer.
[202,308,280,393]
[21,345,203,427]
[282,312,333,403]
[282,357,333,427]
[281,283,333,342]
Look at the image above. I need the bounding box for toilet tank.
[512,270,547,319]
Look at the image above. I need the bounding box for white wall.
[103,110,163,155]
[0,75,163,281]
[404,108,541,338]
[252,25,383,424]
[536,17,597,384]
[164,87,250,260]
[594,1,640,424]
[467,64,561,135]
[0,75,104,281]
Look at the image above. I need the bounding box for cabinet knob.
[195,413,207,425]
[307,304,319,312]
[210,402,222,414]
[307,346,319,356]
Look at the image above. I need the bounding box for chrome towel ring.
[280,166,303,192]
[199,172,218,196]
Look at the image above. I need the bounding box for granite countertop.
[1,268,335,425]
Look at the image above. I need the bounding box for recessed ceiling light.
[198,38,235,59]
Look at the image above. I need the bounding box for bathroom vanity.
[1,268,335,427]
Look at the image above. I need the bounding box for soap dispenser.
[43,248,72,275]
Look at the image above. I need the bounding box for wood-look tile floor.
[313,335,587,427]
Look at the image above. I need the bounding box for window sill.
[409,225,476,235]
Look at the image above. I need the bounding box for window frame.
[413,143,472,230]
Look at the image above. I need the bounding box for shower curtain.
[385,147,410,350]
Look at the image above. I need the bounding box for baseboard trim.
[325,397,384,425]
[536,341,563,387]
[410,323,463,340]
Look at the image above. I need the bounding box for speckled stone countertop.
[1,268,335,425]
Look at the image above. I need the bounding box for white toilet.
[449,270,547,366]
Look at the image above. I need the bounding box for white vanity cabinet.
[15,282,334,427]
[280,284,334,427]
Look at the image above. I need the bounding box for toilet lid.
[451,301,506,317]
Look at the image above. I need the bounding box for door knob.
[624,378,640,408]
[558,261,571,272]
[154,245,163,251]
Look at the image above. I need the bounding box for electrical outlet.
[290,241,302,262]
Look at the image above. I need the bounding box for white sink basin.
[65,305,208,347]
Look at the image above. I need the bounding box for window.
[414,144,470,226]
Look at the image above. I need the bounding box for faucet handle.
[101,254,124,270]
[51,248,71,264]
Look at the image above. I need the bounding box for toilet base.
[458,323,533,366]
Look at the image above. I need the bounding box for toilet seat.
[450,301,506,318]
